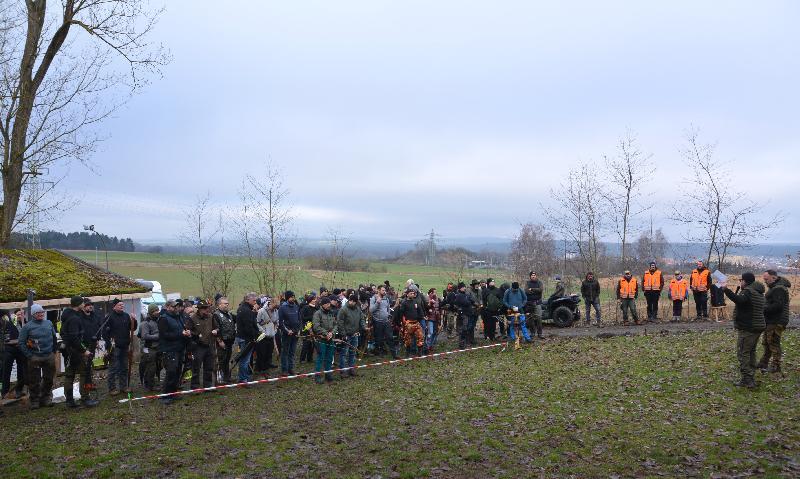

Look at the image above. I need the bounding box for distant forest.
[10,231,135,252]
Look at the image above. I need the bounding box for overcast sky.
[48,0,799,244]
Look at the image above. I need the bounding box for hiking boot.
[766,364,782,374]
[325,373,334,383]
[30,401,40,410]
[41,397,54,407]
[756,361,769,371]
[349,369,357,377]
[65,399,79,409]
[734,379,757,389]
[81,399,99,408]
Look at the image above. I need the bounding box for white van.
[136,279,167,317]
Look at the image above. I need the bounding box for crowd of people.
[0,264,792,412]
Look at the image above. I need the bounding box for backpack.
[485,290,502,312]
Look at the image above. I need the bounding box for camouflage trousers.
[403,320,424,348]
[736,330,761,383]
[758,324,785,368]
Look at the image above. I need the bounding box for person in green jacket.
[336,294,365,378]
[757,270,791,374]
[312,297,337,384]
[723,272,766,389]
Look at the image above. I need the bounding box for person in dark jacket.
[397,287,428,355]
[757,270,791,373]
[278,291,302,376]
[1,309,26,399]
[298,294,318,364]
[525,272,545,338]
[158,300,191,404]
[723,272,766,389]
[213,297,236,384]
[580,272,602,326]
[482,279,503,341]
[60,297,95,408]
[102,299,136,395]
[235,293,259,383]
[80,300,101,403]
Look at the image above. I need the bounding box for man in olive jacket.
[723,272,766,388]
[757,270,791,373]
[312,297,337,383]
[336,294,366,377]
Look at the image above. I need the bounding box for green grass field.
[2,330,798,478]
[65,250,516,300]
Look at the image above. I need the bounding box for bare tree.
[634,225,669,267]
[181,192,218,299]
[508,223,556,279]
[673,127,782,269]
[543,161,606,274]
[236,161,296,295]
[322,227,351,288]
[0,1,169,247]
[603,130,655,269]
[205,211,238,298]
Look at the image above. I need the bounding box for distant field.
[64,250,514,300]
[64,251,800,315]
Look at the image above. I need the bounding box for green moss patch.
[0,249,148,303]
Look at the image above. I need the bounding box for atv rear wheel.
[552,306,574,327]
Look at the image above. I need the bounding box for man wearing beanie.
[278,290,301,376]
[60,296,92,408]
[139,303,161,391]
[503,282,531,343]
[102,299,136,395]
[19,303,57,409]
[312,296,337,383]
[643,262,664,322]
[723,272,766,389]
[757,270,791,373]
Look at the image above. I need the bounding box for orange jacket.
[643,270,664,291]
[691,268,711,292]
[617,277,638,299]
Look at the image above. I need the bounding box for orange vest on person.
[691,269,710,292]
[643,270,662,291]
[669,278,688,301]
[618,277,638,299]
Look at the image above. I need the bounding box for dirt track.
[541,315,800,338]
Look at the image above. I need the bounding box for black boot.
[65,388,78,409]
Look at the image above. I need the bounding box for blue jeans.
[426,321,438,348]
[315,341,335,381]
[236,338,253,382]
[507,314,531,341]
[338,335,359,370]
[280,332,298,374]
[108,345,129,390]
